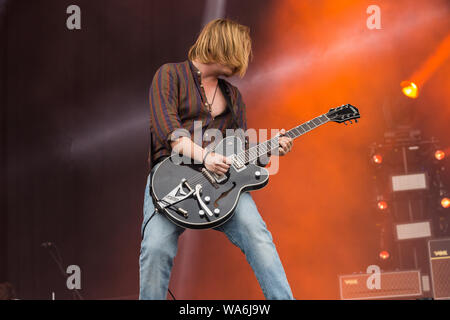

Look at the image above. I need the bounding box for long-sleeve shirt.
[148,60,247,169]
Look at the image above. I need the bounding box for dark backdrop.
[1,0,272,299]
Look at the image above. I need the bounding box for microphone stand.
[41,242,84,300]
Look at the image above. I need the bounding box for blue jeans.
[139,171,294,300]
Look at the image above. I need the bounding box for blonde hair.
[188,18,253,78]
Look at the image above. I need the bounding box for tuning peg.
[349,120,353,124]
[344,121,348,125]
[355,119,358,123]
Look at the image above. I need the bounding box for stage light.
[435,150,445,160]
[401,81,418,98]
[379,251,390,260]
[377,201,388,210]
[442,197,450,208]
[372,154,383,164]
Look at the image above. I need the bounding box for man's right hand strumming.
[204,152,232,175]
[170,136,232,176]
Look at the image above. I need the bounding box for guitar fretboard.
[234,114,329,165]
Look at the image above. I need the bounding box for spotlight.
[377,201,388,211]
[379,250,390,260]
[372,154,383,164]
[442,197,450,209]
[435,150,445,161]
[401,81,418,98]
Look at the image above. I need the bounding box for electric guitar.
[151,104,360,229]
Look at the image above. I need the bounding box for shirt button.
[196,71,201,75]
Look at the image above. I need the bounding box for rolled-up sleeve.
[149,64,190,148]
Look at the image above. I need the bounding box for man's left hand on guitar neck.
[278,129,293,156]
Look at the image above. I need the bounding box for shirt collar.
[188,60,202,79]
[187,59,233,100]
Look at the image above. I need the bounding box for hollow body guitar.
[151,104,360,229]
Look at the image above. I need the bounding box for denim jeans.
[139,170,294,300]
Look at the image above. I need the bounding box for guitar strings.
[179,126,305,187]
[182,137,281,187]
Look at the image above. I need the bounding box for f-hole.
[214,182,237,208]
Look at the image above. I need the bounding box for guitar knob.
[255,171,261,179]
[199,210,205,217]
[214,208,220,215]
[204,196,210,203]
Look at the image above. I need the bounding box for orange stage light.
[408,34,450,92]
[372,154,383,164]
[400,81,419,98]
[377,201,388,210]
[379,251,390,260]
[441,197,450,209]
[435,150,445,160]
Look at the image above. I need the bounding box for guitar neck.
[235,113,330,164]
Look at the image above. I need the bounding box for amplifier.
[339,270,422,300]
[429,238,450,299]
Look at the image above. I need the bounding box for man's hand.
[278,129,293,156]
[204,152,232,175]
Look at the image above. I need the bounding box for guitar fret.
[256,145,262,157]
[289,128,299,138]
[261,143,268,154]
[319,115,328,122]
[235,113,331,164]
[296,126,305,135]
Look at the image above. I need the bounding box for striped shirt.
[148,60,247,168]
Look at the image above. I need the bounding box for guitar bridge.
[201,168,219,188]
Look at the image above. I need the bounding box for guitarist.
[140,18,294,300]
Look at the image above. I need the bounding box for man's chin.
[224,70,234,77]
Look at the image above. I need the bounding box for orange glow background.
[170,0,450,299]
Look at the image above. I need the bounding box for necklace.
[204,81,219,113]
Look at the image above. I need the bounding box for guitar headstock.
[326,104,360,125]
